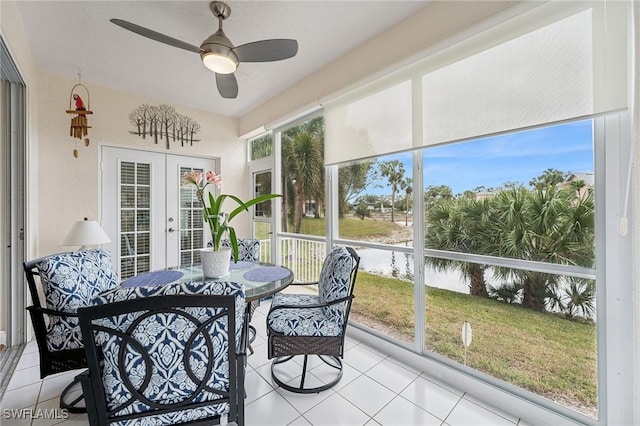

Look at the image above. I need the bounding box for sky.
[364,120,594,196]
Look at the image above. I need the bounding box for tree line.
[425,169,595,318]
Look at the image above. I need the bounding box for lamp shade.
[61,218,111,249]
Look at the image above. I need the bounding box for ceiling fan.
[111,1,298,99]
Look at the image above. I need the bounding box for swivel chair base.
[60,375,86,413]
[271,354,342,394]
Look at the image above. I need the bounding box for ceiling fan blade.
[233,39,298,63]
[110,19,201,54]
[216,73,238,99]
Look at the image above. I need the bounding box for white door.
[101,146,217,278]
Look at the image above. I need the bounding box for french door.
[101,147,217,278]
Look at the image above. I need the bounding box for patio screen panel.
[324,1,629,165]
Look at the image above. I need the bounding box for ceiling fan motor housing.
[200,29,239,73]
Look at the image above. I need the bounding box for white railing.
[259,237,325,283]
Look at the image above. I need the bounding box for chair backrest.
[318,246,360,326]
[79,281,246,426]
[222,238,260,262]
[24,249,119,352]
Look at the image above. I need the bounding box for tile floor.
[1,301,531,426]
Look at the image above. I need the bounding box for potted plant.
[183,170,281,277]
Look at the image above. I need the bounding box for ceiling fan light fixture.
[202,51,237,74]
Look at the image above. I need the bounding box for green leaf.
[228,227,239,263]
[228,193,282,221]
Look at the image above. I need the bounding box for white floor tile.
[15,350,40,370]
[276,381,334,414]
[288,415,313,425]
[343,345,385,373]
[6,365,42,391]
[332,362,362,391]
[0,406,36,426]
[303,393,370,426]
[373,395,442,426]
[23,341,39,354]
[400,375,461,420]
[247,341,271,369]
[244,369,276,404]
[1,382,41,409]
[337,374,396,417]
[45,415,90,425]
[365,358,419,394]
[245,390,300,426]
[39,370,83,403]
[445,398,517,426]
[32,396,82,426]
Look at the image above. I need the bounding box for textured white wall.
[36,72,243,256]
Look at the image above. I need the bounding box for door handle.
[168,227,175,233]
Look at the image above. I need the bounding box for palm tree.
[491,185,595,311]
[403,177,412,226]
[425,196,493,298]
[281,118,324,233]
[379,160,406,223]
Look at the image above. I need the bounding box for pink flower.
[183,171,203,186]
[206,170,223,189]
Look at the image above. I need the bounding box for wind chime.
[66,74,93,158]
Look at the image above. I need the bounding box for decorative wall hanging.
[129,104,201,150]
[66,76,93,158]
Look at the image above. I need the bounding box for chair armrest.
[26,305,78,318]
[236,310,250,357]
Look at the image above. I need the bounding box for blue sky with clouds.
[366,120,593,196]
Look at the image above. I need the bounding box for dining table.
[120,260,295,302]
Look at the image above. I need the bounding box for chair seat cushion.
[267,293,343,337]
[38,249,118,352]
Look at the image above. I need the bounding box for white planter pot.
[200,247,231,278]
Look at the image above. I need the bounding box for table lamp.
[61,217,111,250]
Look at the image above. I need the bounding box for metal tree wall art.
[129,104,201,149]
[66,82,93,158]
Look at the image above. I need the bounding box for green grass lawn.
[295,216,404,239]
[352,271,597,408]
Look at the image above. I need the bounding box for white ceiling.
[16,1,428,118]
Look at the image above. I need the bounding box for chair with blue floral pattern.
[77,281,247,426]
[266,246,360,393]
[221,238,260,262]
[222,238,260,352]
[23,249,119,412]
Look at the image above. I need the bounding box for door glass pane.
[179,166,205,266]
[119,161,151,279]
[253,170,272,262]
